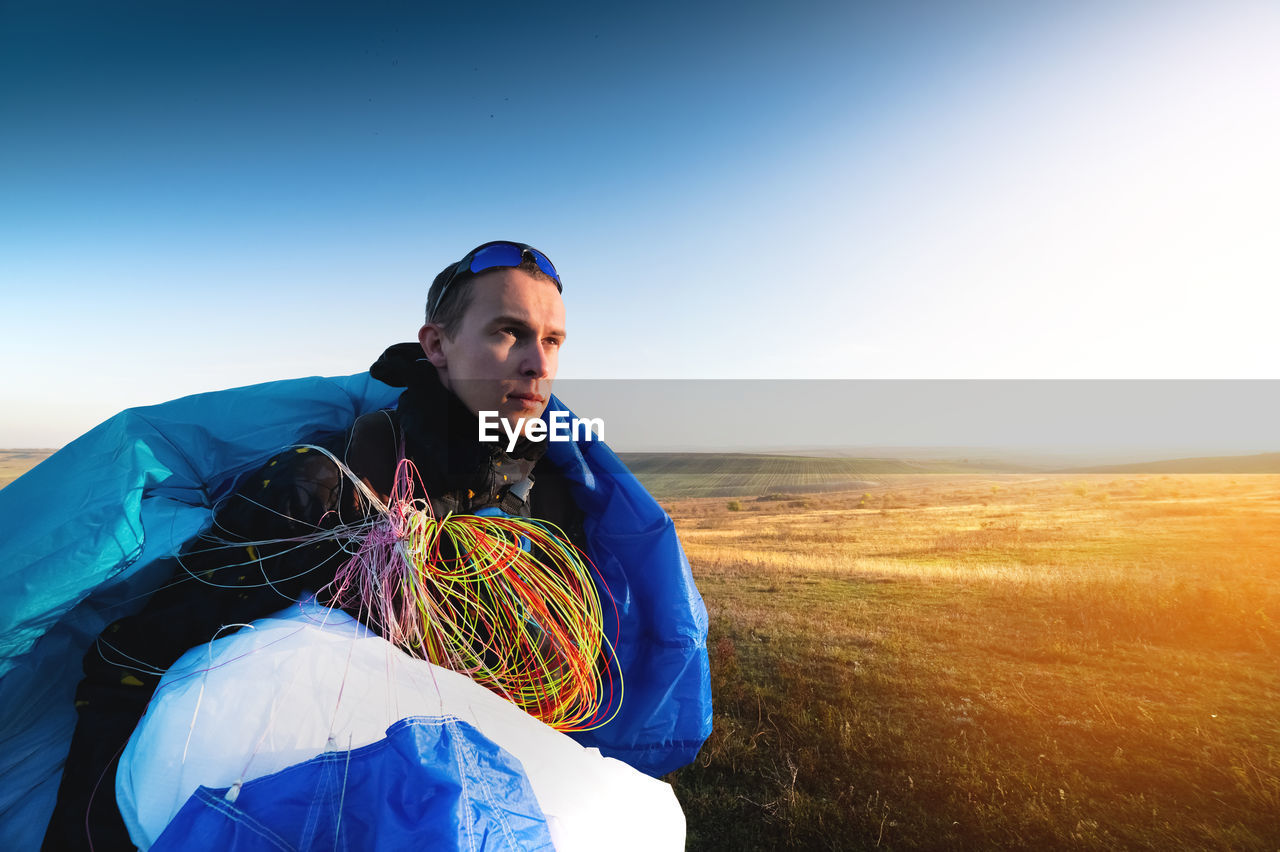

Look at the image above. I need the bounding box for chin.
[505,399,547,418]
[498,406,540,429]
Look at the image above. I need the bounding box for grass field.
[665,474,1280,850]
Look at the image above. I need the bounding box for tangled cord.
[321,454,621,732]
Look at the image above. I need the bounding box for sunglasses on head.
[429,240,562,320]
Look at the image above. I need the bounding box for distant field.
[1064,451,1280,474]
[0,449,55,490]
[665,474,1280,850]
[618,453,1008,500]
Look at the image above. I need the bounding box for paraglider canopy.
[0,371,712,848]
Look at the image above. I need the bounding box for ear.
[418,323,448,368]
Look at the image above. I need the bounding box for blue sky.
[2,0,1278,447]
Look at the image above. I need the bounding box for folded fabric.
[118,600,685,851]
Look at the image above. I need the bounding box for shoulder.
[213,411,398,536]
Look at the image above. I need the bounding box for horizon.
[4,378,1278,460]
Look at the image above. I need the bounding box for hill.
[616,452,1010,500]
[1062,451,1280,474]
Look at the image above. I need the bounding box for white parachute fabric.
[116,600,685,851]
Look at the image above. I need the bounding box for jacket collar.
[369,342,546,508]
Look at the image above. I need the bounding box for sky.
[2,0,1278,448]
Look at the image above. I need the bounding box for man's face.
[418,267,566,431]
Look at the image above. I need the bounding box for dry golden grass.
[667,474,1280,850]
[0,449,55,490]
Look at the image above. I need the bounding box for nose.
[520,340,554,379]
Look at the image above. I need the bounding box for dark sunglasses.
[429,240,562,319]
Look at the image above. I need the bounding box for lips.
[508,392,546,408]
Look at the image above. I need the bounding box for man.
[40,240,689,849]
[419,240,566,450]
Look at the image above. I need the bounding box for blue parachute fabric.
[0,373,399,850]
[149,717,554,852]
[542,397,713,776]
[0,372,710,847]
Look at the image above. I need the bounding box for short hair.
[425,255,556,338]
